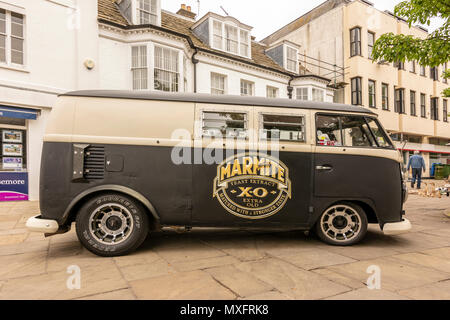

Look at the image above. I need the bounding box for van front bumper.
[26,215,59,234]
[383,218,412,235]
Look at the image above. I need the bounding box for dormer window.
[192,13,252,59]
[137,0,158,24]
[266,41,299,73]
[286,46,298,72]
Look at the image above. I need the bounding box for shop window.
[0,128,26,171]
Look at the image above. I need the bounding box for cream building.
[262,0,450,176]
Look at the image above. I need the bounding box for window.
[137,0,158,25]
[444,100,448,122]
[266,86,278,98]
[350,27,361,57]
[367,31,374,59]
[225,25,238,54]
[381,83,389,110]
[154,46,179,92]
[240,80,254,96]
[211,73,226,95]
[442,63,447,83]
[420,65,426,76]
[420,93,426,118]
[0,9,5,63]
[316,115,342,146]
[131,46,148,90]
[409,61,415,73]
[368,80,376,108]
[260,114,305,142]
[430,67,438,81]
[431,97,439,120]
[0,10,24,65]
[296,87,308,101]
[286,46,297,72]
[365,118,393,148]
[395,88,405,113]
[351,77,362,105]
[312,88,324,102]
[202,111,247,139]
[316,115,392,148]
[394,61,405,70]
[240,30,249,57]
[410,90,416,116]
[212,20,223,50]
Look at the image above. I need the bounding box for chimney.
[177,3,197,20]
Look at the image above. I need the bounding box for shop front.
[0,105,39,202]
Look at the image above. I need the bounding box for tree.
[371,0,450,97]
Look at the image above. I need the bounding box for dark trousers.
[411,168,423,189]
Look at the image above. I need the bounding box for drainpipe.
[191,48,199,93]
[287,76,295,99]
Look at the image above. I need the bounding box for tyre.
[315,202,368,246]
[75,193,149,257]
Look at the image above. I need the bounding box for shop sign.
[0,172,29,201]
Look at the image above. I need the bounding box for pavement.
[0,195,449,300]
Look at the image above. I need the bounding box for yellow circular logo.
[213,153,292,219]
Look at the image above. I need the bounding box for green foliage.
[371,0,449,97]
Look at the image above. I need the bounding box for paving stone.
[129,270,236,300]
[0,239,49,256]
[0,262,128,300]
[390,252,450,273]
[311,268,366,289]
[398,280,450,300]
[200,236,267,261]
[386,232,450,253]
[0,252,47,280]
[77,289,136,300]
[113,249,162,268]
[152,237,226,264]
[326,288,410,300]
[171,255,240,272]
[0,232,27,245]
[119,259,176,282]
[240,291,293,300]
[326,257,449,291]
[420,247,450,260]
[206,265,273,298]
[235,258,351,300]
[47,250,114,273]
[275,248,356,270]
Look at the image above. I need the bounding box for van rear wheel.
[75,193,149,257]
[315,202,367,246]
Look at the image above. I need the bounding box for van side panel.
[313,153,403,224]
[39,142,193,225]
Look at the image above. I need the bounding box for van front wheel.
[315,202,367,246]
[75,193,149,257]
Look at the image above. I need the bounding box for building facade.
[0,0,335,201]
[262,0,450,175]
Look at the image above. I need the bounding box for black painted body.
[40,142,404,229]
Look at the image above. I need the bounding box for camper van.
[26,91,411,257]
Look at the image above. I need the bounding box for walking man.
[407,151,426,189]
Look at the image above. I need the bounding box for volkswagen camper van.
[26,91,411,256]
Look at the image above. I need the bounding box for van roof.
[61,90,375,115]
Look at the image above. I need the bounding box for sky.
[161,0,444,41]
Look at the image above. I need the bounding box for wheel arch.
[61,185,160,225]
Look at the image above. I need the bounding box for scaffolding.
[298,52,349,89]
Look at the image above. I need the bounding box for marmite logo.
[213,153,291,219]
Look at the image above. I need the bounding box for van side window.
[365,117,394,148]
[202,111,248,139]
[341,116,377,147]
[316,115,343,146]
[260,114,305,142]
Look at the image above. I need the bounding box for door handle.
[316,165,333,171]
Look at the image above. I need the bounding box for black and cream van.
[26,91,411,256]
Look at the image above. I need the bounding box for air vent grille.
[84,145,105,179]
